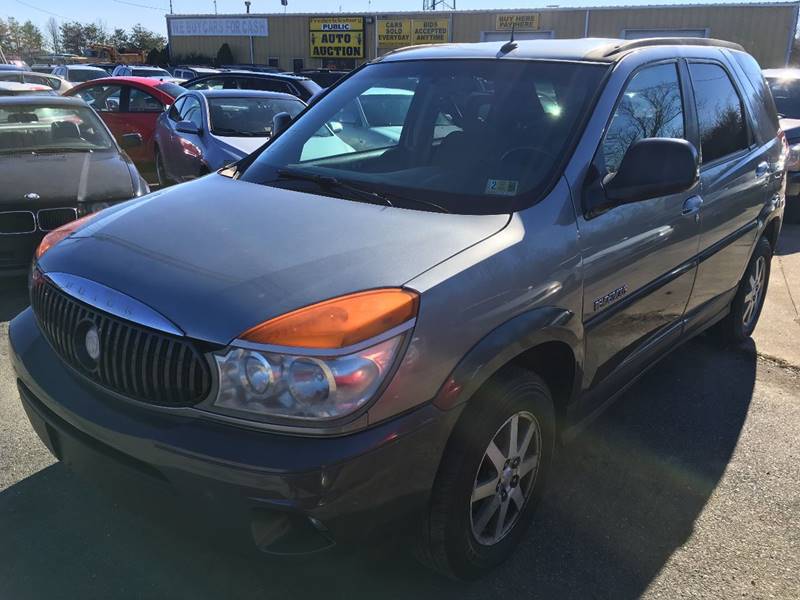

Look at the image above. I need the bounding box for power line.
[111,0,167,11]
[14,0,69,19]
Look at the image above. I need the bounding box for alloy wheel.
[743,255,766,328]
[470,411,541,546]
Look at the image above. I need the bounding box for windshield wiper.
[214,128,267,137]
[32,148,94,154]
[276,168,394,208]
[275,168,450,213]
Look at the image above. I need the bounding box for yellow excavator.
[87,44,148,65]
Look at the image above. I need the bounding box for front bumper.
[10,307,460,554]
[0,231,41,276]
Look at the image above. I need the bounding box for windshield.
[766,77,800,118]
[240,59,607,214]
[69,69,105,82]
[134,68,170,78]
[209,96,304,137]
[0,105,114,152]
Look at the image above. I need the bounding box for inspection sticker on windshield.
[485,179,519,196]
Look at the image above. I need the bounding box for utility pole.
[245,1,251,12]
[213,0,218,14]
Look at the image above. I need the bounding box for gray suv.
[9,38,785,579]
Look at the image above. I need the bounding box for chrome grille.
[0,211,36,234]
[37,207,77,232]
[31,274,212,407]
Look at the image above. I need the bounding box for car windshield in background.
[241,59,607,214]
[766,76,800,118]
[69,69,106,82]
[0,105,114,153]
[156,82,186,98]
[209,96,304,137]
[133,68,170,77]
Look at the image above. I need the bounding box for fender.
[433,306,582,411]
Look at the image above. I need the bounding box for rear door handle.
[682,195,703,217]
[756,161,770,178]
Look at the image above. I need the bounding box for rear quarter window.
[730,51,780,142]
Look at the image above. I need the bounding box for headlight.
[785,142,800,171]
[205,289,418,424]
[211,335,403,421]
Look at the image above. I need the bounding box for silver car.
[10,37,785,579]
[153,89,313,184]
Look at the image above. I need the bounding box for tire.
[416,366,555,580]
[715,236,772,343]
[155,148,170,188]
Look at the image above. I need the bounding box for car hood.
[40,175,510,344]
[780,117,800,144]
[0,150,134,207]
[214,135,269,157]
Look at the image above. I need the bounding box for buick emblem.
[25,192,40,201]
[84,326,101,361]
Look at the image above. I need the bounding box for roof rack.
[594,37,745,59]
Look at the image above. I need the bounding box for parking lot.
[0,226,798,599]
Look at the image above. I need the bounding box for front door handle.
[682,195,703,217]
[756,161,770,178]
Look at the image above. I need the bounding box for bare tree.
[45,17,60,54]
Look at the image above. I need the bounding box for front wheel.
[715,236,772,343]
[155,148,170,188]
[416,367,555,580]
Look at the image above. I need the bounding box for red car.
[65,77,185,170]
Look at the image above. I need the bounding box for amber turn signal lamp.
[35,213,99,260]
[241,289,419,349]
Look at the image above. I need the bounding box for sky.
[6,0,767,35]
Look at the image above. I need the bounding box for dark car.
[183,71,322,101]
[152,89,306,185]
[764,68,800,221]
[0,96,148,275]
[10,38,785,579]
[294,68,349,88]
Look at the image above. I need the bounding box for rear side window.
[731,51,780,140]
[689,63,749,164]
[602,63,685,173]
[128,87,163,112]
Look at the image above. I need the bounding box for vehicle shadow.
[0,276,29,322]
[776,223,800,256]
[0,336,757,599]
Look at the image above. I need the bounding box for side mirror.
[120,132,143,149]
[176,120,201,135]
[603,138,698,205]
[271,111,293,137]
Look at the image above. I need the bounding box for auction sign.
[377,18,450,48]
[495,13,541,31]
[309,16,365,59]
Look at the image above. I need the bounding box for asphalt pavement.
[0,227,799,599]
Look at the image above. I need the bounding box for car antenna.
[500,25,518,54]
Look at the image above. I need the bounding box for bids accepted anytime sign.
[309,17,365,58]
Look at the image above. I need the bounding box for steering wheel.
[500,146,555,165]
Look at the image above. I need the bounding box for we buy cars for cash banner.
[309,17,365,59]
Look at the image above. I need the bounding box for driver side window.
[602,63,685,174]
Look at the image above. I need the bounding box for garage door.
[481,31,554,42]
[622,29,708,39]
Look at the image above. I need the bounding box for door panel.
[580,61,700,392]
[685,61,770,311]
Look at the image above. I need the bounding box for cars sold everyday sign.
[309,17,365,58]
[377,18,450,48]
